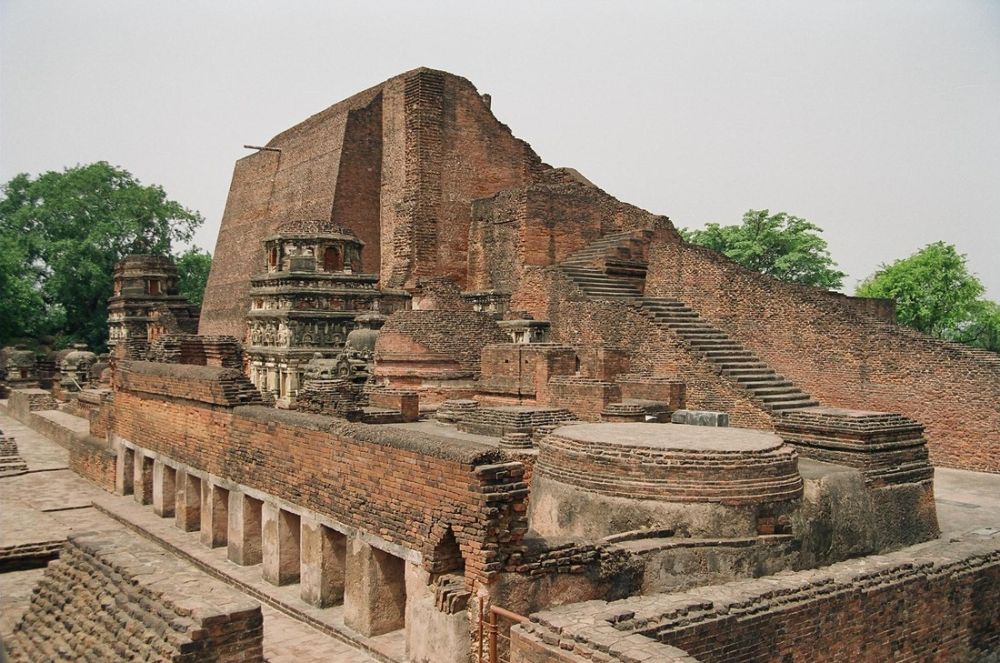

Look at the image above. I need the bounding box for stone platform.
[455,405,576,437]
[530,423,803,540]
[775,407,934,485]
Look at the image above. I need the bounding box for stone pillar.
[132,452,153,505]
[300,517,346,607]
[344,536,407,636]
[262,503,300,586]
[200,483,230,548]
[174,470,201,532]
[152,461,176,518]
[116,446,135,496]
[228,492,264,566]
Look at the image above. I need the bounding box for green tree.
[955,300,1000,352]
[0,162,203,349]
[856,242,983,339]
[681,209,846,289]
[175,247,213,306]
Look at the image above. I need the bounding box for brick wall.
[479,344,577,398]
[515,533,1000,662]
[202,68,544,336]
[6,530,263,662]
[545,377,621,422]
[646,239,1000,472]
[468,170,673,294]
[66,435,116,492]
[110,362,528,584]
[376,310,507,375]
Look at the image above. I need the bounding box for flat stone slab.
[551,422,784,453]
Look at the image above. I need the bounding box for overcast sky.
[2,0,998,298]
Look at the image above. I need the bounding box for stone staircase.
[636,298,819,412]
[559,265,644,299]
[562,229,651,265]
[556,231,819,414]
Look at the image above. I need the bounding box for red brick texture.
[645,239,1000,472]
[6,531,264,662]
[468,169,672,294]
[110,361,528,584]
[201,68,544,337]
[514,535,1000,663]
[67,436,116,492]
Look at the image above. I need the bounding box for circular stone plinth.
[536,423,802,505]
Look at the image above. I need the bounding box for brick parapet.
[774,407,934,486]
[115,360,262,407]
[515,533,1000,662]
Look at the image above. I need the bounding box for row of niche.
[248,320,355,348]
[267,240,363,274]
[250,295,375,311]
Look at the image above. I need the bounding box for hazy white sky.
[2,0,998,298]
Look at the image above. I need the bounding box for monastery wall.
[109,361,528,585]
[645,239,1000,473]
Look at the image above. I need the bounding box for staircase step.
[732,372,782,382]
[766,399,819,411]
[757,392,809,403]
[749,386,801,396]
[717,361,768,370]
[740,380,794,389]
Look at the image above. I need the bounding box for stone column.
[344,536,407,636]
[300,516,346,607]
[116,446,135,496]
[152,461,176,518]
[228,492,263,566]
[174,470,201,532]
[262,503,300,586]
[200,483,229,548]
[132,452,153,505]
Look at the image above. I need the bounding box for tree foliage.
[0,162,203,349]
[680,209,846,289]
[856,242,999,352]
[175,247,213,306]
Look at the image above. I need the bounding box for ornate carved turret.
[245,220,407,407]
[107,255,200,350]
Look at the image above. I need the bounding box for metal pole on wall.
[488,609,498,663]
[478,597,485,663]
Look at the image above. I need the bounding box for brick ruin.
[1,67,998,662]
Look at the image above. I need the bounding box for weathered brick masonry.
[202,67,544,337]
[6,530,263,663]
[513,534,1000,662]
[111,361,528,584]
[645,240,1000,472]
[513,268,774,429]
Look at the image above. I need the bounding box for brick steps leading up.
[555,233,820,415]
[636,297,819,412]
